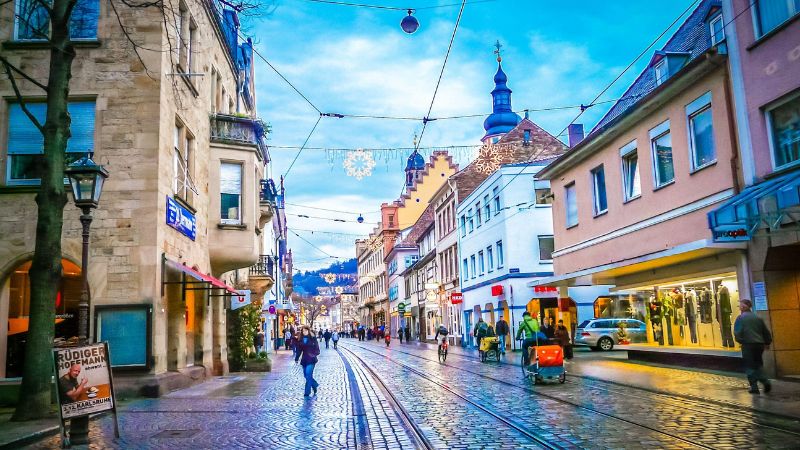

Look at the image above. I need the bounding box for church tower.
[482,41,521,143]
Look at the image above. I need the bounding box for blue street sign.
[166,196,196,241]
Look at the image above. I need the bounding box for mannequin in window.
[699,288,713,323]
[671,289,686,342]
[661,293,674,346]
[648,299,663,345]
[717,284,735,347]
[685,289,698,344]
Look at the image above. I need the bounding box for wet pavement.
[18,338,800,449]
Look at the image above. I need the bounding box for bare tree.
[294,294,337,328]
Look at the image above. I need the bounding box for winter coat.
[495,319,509,336]
[332,332,339,342]
[323,331,332,340]
[734,311,772,345]
[295,336,321,366]
[515,316,541,340]
[474,321,488,338]
[554,325,571,347]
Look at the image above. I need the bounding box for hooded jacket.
[515,316,541,340]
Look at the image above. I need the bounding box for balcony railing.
[260,179,278,205]
[210,113,268,159]
[249,255,275,279]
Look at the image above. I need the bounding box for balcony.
[247,255,276,296]
[258,179,277,228]
[210,113,268,160]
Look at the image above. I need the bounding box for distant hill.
[293,258,357,297]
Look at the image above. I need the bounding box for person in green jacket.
[516,311,541,366]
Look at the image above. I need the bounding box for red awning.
[164,258,238,295]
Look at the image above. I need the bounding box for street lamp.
[65,154,109,343]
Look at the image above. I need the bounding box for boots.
[748,379,760,394]
[762,379,772,393]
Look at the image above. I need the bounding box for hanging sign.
[491,285,504,296]
[53,343,116,419]
[450,292,463,304]
[268,304,277,315]
[398,302,406,313]
[166,196,197,241]
[231,290,251,310]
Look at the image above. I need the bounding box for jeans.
[741,343,767,385]
[497,335,506,354]
[303,363,319,396]
[333,340,338,349]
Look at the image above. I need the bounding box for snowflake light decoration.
[314,295,324,302]
[474,143,514,174]
[343,149,376,180]
[335,286,344,295]
[322,273,337,284]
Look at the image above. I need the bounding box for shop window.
[687,92,715,171]
[538,235,554,261]
[650,121,674,188]
[768,93,800,169]
[565,182,578,227]
[755,0,800,37]
[591,165,607,215]
[220,162,243,224]
[620,141,641,201]
[14,0,99,41]
[6,101,95,185]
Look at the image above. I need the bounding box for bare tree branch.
[0,58,45,132]
[107,0,159,81]
[0,55,50,92]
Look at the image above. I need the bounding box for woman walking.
[295,326,321,397]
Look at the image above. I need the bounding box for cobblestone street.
[20,339,800,449]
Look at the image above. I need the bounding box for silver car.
[575,318,647,351]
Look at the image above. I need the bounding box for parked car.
[575,318,647,351]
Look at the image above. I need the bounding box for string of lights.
[296,0,496,11]
[287,212,379,224]
[289,227,368,237]
[285,202,381,215]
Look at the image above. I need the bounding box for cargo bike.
[520,337,566,384]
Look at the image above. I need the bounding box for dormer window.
[709,14,724,45]
[523,129,531,145]
[654,60,667,86]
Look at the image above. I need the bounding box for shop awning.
[708,170,800,242]
[162,256,238,296]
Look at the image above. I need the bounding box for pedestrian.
[254,328,264,354]
[398,326,404,344]
[495,317,509,355]
[318,329,323,340]
[367,328,373,341]
[332,330,340,349]
[542,317,556,340]
[473,317,488,349]
[404,326,411,343]
[734,299,772,394]
[284,328,292,351]
[295,326,321,397]
[292,330,301,358]
[323,329,332,349]
[554,319,573,360]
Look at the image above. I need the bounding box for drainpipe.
[722,61,742,195]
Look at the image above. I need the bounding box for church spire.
[483,40,521,142]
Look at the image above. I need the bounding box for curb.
[0,424,60,450]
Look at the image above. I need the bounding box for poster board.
[53,342,116,419]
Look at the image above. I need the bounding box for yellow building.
[396,151,457,229]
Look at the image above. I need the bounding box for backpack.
[477,321,488,337]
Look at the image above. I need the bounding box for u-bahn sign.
[398,302,406,313]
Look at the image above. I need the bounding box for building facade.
[0,0,272,391]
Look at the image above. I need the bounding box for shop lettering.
[56,347,107,370]
[714,228,747,239]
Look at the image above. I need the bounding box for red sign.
[533,286,558,294]
[450,292,463,304]
[491,285,504,296]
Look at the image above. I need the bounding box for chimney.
[568,124,584,147]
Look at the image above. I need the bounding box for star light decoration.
[343,149,376,180]
[322,273,337,284]
[474,143,515,175]
[335,286,344,295]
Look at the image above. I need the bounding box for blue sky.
[250,0,697,270]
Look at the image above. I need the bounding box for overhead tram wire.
[284,202,381,215]
[283,115,322,179]
[287,212,379,224]
[297,0,495,11]
[289,229,348,259]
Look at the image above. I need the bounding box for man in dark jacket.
[734,299,772,394]
[495,318,509,355]
[323,329,332,349]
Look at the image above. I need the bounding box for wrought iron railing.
[260,179,278,204]
[210,114,268,158]
[249,255,275,278]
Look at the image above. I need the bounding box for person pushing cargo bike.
[516,311,566,384]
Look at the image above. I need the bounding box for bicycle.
[438,339,448,363]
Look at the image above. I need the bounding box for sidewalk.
[394,339,800,420]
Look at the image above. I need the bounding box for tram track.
[346,341,800,449]
[375,341,800,437]
[340,345,564,450]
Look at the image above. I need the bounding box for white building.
[386,230,418,335]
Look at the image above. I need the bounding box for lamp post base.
[70,416,90,445]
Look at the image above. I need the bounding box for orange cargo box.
[529,345,563,367]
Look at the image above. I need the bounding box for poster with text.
[53,343,115,419]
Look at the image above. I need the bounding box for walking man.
[332,330,340,349]
[734,299,772,394]
[495,317,509,355]
[323,329,332,349]
[398,326,404,344]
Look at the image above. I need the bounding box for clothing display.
[685,290,698,344]
[648,301,663,345]
[717,285,735,348]
[699,288,713,324]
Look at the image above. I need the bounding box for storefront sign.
[752,282,768,311]
[166,196,197,241]
[398,302,406,313]
[533,286,558,294]
[53,343,116,419]
[450,292,463,304]
[231,290,251,310]
[491,285,504,296]
[711,224,750,243]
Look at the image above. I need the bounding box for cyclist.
[515,311,541,366]
[434,323,449,353]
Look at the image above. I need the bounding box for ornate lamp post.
[65,154,109,343]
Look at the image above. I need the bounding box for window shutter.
[67,102,96,154]
[7,103,46,154]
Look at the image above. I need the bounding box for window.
[493,187,501,214]
[177,2,190,70]
[220,163,242,224]
[187,21,197,73]
[487,246,494,272]
[460,215,467,237]
[6,101,95,185]
[483,195,491,221]
[478,251,485,275]
[523,129,531,145]
[534,180,552,205]
[709,14,725,45]
[620,142,641,201]
[768,94,800,168]
[463,258,469,280]
[15,0,99,41]
[496,241,504,268]
[538,236,555,261]
[591,165,608,215]
[565,183,578,227]
[755,0,800,36]
[468,209,474,232]
[687,92,715,170]
[650,121,674,187]
[654,60,667,85]
[470,255,476,279]
[173,122,195,205]
[475,202,482,227]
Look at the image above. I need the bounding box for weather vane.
[494,40,503,63]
